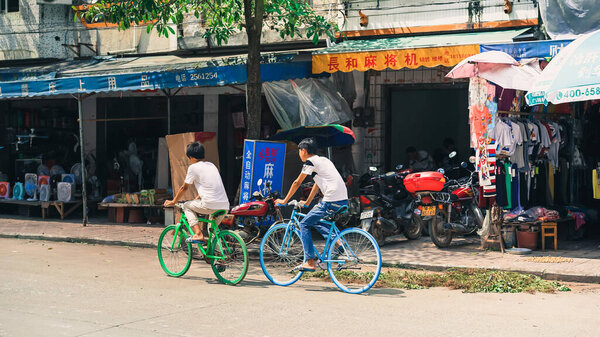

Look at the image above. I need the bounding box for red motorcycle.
[407,159,484,248]
[226,179,285,244]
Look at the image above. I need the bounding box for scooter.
[227,179,285,244]
[411,158,484,248]
[359,165,422,246]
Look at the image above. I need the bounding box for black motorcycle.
[358,166,423,246]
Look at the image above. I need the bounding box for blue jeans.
[299,200,348,261]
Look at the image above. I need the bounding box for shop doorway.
[96,95,204,195]
[385,85,470,171]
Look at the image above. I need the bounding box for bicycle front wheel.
[157,225,192,277]
[327,228,382,294]
[259,223,304,286]
[209,230,248,285]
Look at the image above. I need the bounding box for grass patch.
[302,268,571,293]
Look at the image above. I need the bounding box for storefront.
[451,36,600,245]
[0,53,317,223]
[312,29,530,173]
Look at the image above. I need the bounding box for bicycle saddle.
[211,209,227,218]
[323,205,348,222]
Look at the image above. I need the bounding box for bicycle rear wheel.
[327,228,381,294]
[157,225,192,277]
[209,230,248,285]
[259,223,304,286]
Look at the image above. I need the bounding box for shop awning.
[0,52,318,99]
[480,39,574,60]
[312,29,528,74]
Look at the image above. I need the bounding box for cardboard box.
[165,132,219,201]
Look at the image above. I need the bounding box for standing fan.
[50,165,65,176]
[38,175,50,188]
[12,182,24,200]
[24,173,38,199]
[0,182,10,199]
[62,173,75,186]
[70,163,83,185]
[25,182,37,201]
[39,184,50,202]
[57,182,72,202]
[37,164,50,176]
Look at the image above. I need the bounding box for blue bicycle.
[259,200,382,294]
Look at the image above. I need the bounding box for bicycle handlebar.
[276,200,307,208]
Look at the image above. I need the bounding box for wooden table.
[98,203,164,223]
[0,199,85,220]
[502,218,573,250]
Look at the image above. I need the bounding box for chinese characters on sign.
[240,140,287,203]
[312,45,481,74]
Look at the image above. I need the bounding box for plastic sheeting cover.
[263,78,353,130]
[539,0,600,39]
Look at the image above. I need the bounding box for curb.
[0,234,156,249]
[2,234,598,284]
[382,261,600,284]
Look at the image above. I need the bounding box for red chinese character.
[384,54,397,67]
[364,55,377,68]
[265,148,271,157]
[345,57,358,70]
[271,148,278,157]
[405,53,418,66]
[328,57,339,71]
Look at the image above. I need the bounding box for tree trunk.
[234,0,264,205]
[246,34,262,140]
[244,0,264,140]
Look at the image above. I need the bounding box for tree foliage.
[78,0,337,47]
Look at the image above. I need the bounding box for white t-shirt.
[301,155,348,202]
[184,161,230,210]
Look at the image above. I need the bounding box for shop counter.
[98,203,164,224]
[0,199,89,220]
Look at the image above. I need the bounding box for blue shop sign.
[240,140,286,203]
[480,40,573,60]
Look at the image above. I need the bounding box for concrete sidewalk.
[1,215,599,283]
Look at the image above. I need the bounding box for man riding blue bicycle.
[275,138,348,272]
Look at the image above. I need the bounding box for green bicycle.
[157,203,248,285]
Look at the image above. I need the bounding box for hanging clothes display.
[593,169,600,199]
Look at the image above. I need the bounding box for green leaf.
[167,26,175,34]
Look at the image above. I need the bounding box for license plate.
[360,210,374,220]
[421,206,436,217]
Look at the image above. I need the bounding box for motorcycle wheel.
[371,224,386,247]
[404,213,423,240]
[430,209,453,248]
[422,218,430,236]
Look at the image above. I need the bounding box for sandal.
[185,237,205,244]
[292,264,315,272]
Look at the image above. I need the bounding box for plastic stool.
[541,222,558,251]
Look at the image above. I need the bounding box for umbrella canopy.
[526,29,600,106]
[446,51,541,91]
[269,124,355,148]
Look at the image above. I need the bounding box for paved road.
[1,238,599,337]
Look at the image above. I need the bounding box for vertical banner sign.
[240,140,286,203]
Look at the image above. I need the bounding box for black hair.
[186,142,205,160]
[298,137,317,154]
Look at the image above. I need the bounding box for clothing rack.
[497,110,574,118]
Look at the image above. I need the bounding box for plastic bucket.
[516,229,538,250]
[501,227,516,248]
